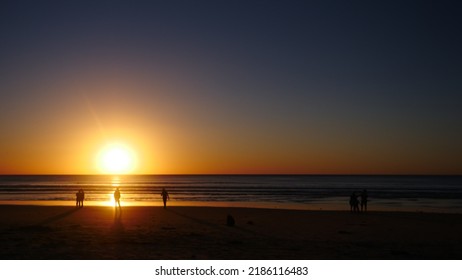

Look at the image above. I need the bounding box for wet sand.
[0,205,461,259]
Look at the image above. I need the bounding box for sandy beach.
[0,205,461,259]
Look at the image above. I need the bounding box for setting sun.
[97,143,137,174]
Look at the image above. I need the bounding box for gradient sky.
[1,0,461,174]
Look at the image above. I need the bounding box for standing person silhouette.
[161,188,170,209]
[80,189,85,208]
[360,189,368,212]
[114,188,121,209]
[76,190,80,207]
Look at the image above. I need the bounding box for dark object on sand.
[227,214,235,227]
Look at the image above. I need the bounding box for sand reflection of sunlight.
[109,194,116,206]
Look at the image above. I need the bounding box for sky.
[0,0,461,174]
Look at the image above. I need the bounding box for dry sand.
[0,205,461,259]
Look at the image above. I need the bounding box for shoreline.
[0,199,461,214]
[0,205,461,259]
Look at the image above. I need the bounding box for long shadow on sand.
[9,208,81,233]
[111,209,124,232]
[37,208,81,226]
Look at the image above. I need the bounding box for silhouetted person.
[161,188,169,208]
[349,192,359,213]
[76,190,80,207]
[114,188,121,208]
[80,189,85,208]
[360,189,368,212]
[349,192,354,212]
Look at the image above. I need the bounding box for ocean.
[0,175,461,213]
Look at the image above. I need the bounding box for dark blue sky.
[1,0,461,174]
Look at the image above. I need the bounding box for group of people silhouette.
[349,189,368,213]
[75,189,85,208]
[75,187,369,213]
[75,187,170,209]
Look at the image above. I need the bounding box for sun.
[97,143,137,174]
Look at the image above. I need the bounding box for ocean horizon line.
[1,173,461,177]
